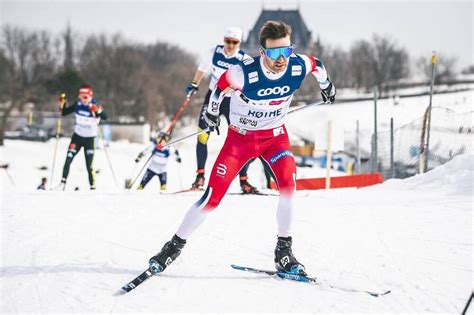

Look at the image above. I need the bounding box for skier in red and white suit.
[149,21,336,275]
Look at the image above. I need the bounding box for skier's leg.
[61,134,82,183]
[221,99,258,193]
[261,130,305,275]
[138,169,156,189]
[193,90,212,188]
[84,136,96,189]
[177,130,252,238]
[260,156,276,189]
[158,172,167,191]
[261,134,296,237]
[150,129,253,273]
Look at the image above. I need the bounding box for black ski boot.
[60,178,67,191]
[149,234,186,273]
[240,177,259,194]
[274,236,306,276]
[191,171,205,190]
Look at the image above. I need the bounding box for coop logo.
[257,86,290,97]
[217,60,232,68]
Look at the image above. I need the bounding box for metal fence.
[351,107,473,179]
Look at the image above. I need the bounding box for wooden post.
[356,120,361,174]
[390,118,395,178]
[373,86,378,172]
[325,120,332,189]
[424,51,437,172]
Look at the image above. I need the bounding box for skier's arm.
[97,108,107,121]
[186,47,214,96]
[61,102,77,116]
[301,55,336,103]
[135,143,155,163]
[206,65,243,117]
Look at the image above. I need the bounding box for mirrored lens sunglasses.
[261,45,294,60]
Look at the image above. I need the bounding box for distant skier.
[37,177,47,190]
[135,132,182,191]
[148,21,336,276]
[59,85,107,190]
[186,26,260,194]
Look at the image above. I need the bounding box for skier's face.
[223,37,240,55]
[79,93,92,105]
[260,35,292,73]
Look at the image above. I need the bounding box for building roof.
[242,9,312,50]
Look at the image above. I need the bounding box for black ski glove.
[203,111,220,135]
[321,81,336,104]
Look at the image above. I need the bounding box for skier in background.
[185,26,260,194]
[59,85,107,190]
[135,132,182,191]
[148,21,336,276]
[37,177,47,190]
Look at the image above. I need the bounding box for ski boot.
[240,176,259,194]
[60,178,67,191]
[191,170,205,190]
[149,234,186,274]
[274,236,307,276]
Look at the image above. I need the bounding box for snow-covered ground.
[1,132,472,313]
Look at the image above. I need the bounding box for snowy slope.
[1,136,473,313]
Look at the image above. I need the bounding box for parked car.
[5,125,54,142]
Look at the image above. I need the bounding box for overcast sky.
[1,0,472,69]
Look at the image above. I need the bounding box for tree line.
[0,25,468,145]
[304,34,462,98]
[0,25,197,144]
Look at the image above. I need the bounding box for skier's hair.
[259,21,292,48]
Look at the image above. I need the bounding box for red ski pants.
[196,125,296,211]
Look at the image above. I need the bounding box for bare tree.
[0,26,58,145]
[349,40,374,92]
[77,33,195,125]
[417,53,458,84]
[348,35,409,95]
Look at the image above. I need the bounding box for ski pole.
[127,128,211,191]
[288,99,328,114]
[160,99,327,150]
[128,99,327,189]
[97,124,119,189]
[127,94,194,190]
[163,99,327,148]
[127,154,152,190]
[161,127,211,149]
[165,93,193,136]
[49,93,66,190]
[2,167,15,186]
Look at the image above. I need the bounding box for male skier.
[148,21,336,275]
[59,85,107,190]
[186,26,259,194]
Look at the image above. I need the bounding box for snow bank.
[383,153,474,196]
